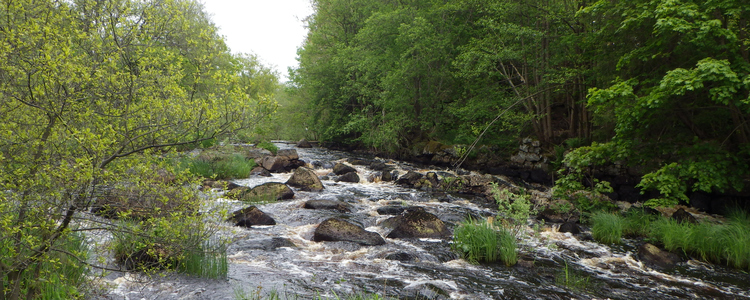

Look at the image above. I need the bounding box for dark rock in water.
[311,160,334,169]
[347,158,371,165]
[225,182,294,202]
[286,167,324,192]
[277,149,299,161]
[259,155,290,172]
[385,252,417,262]
[401,283,450,300]
[369,162,388,171]
[396,171,423,186]
[377,205,409,215]
[250,166,272,177]
[335,172,360,183]
[689,192,712,212]
[227,206,276,228]
[559,222,580,234]
[333,162,357,175]
[386,208,450,239]
[303,199,351,213]
[671,208,698,224]
[313,218,385,246]
[381,170,397,182]
[638,243,683,269]
[231,237,296,252]
[296,138,312,148]
[226,181,242,190]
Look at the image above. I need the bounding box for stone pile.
[510,138,547,169]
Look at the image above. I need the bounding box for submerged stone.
[638,243,683,270]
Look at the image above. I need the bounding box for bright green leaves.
[659,58,741,105]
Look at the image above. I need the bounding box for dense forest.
[288,0,750,206]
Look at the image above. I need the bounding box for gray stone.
[303,199,351,213]
[335,172,360,183]
[313,218,385,246]
[286,167,324,192]
[227,206,276,228]
[386,208,450,239]
[333,163,357,175]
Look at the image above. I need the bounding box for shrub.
[112,214,228,279]
[491,184,532,235]
[0,231,89,299]
[590,212,624,244]
[452,218,517,266]
[257,141,279,155]
[183,153,256,180]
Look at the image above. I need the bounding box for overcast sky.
[201,0,314,81]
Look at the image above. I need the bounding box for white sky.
[201,0,314,81]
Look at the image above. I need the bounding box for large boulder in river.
[225,182,294,202]
[638,243,683,269]
[386,208,450,239]
[332,163,357,175]
[313,218,385,246]
[296,138,312,148]
[303,199,351,213]
[396,171,423,187]
[259,155,290,172]
[286,167,324,191]
[335,172,360,183]
[227,206,276,228]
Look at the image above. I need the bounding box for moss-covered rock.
[225,182,294,202]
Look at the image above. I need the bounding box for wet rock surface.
[286,167,324,191]
[313,218,385,246]
[332,162,357,175]
[385,208,451,239]
[227,206,276,227]
[638,243,684,269]
[225,182,294,202]
[303,199,351,213]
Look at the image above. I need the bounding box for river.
[100,143,750,300]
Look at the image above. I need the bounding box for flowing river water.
[100,143,750,300]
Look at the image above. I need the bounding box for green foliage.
[0,232,89,299]
[491,184,533,235]
[452,218,517,266]
[257,141,279,155]
[590,212,624,245]
[112,214,228,278]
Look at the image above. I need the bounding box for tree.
[0,0,277,298]
[572,0,750,206]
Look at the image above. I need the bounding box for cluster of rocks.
[509,138,547,169]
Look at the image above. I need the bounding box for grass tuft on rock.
[452,218,517,266]
[590,212,624,244]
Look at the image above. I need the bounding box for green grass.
[178,240,228,279]
[590,212,624,244]
[1,231,89,299]
[588,207,750,270]
[233,286,394,300]
[556,260,590,291]
[183,153,257,180]
[452,218,517,266]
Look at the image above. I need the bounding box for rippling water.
[101,143,750,300]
